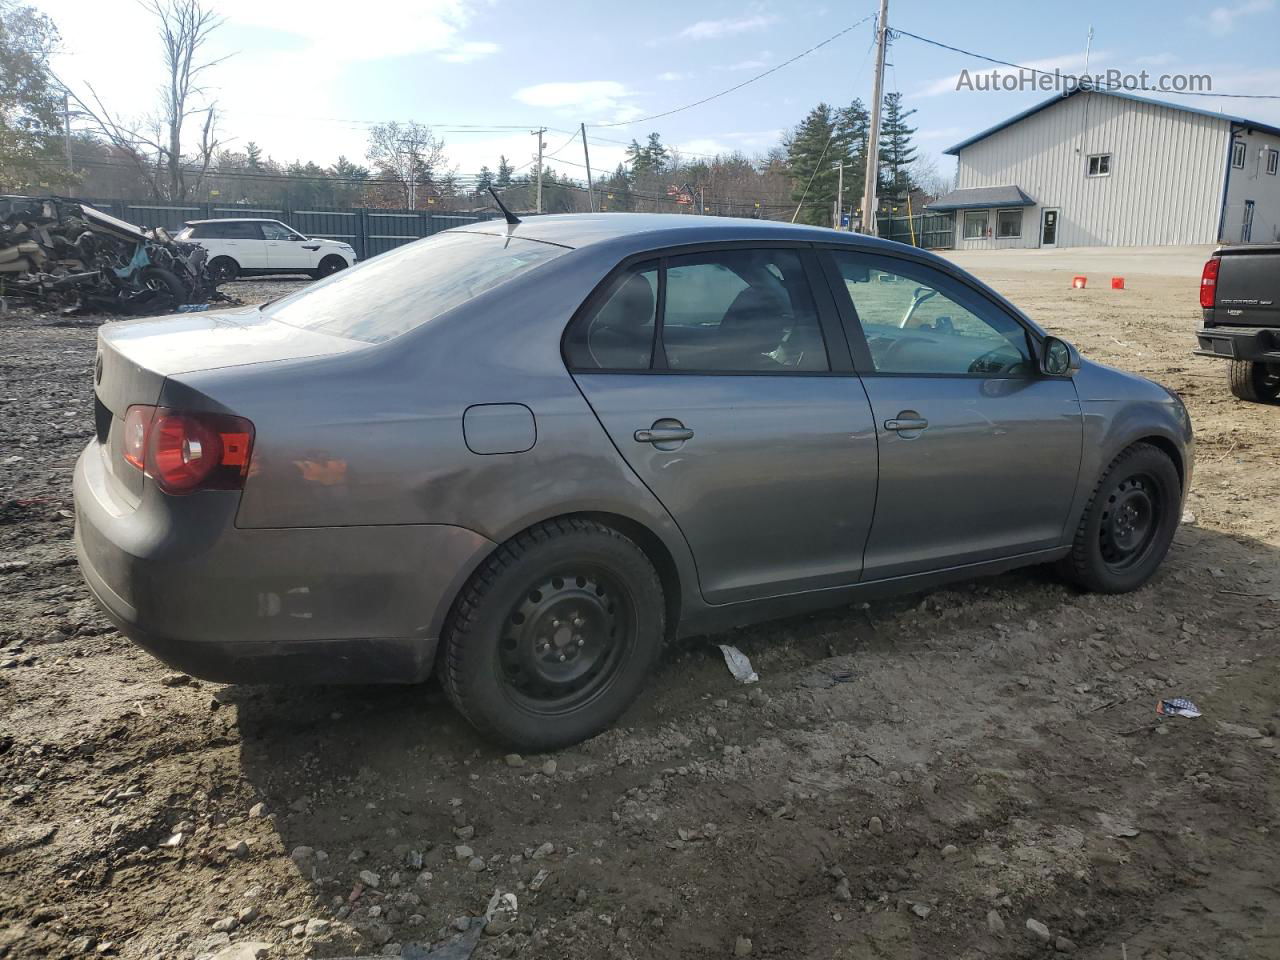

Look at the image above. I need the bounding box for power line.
[592,18,875,129]
[891,28,1280,101]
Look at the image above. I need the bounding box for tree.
[626,131,668,176]
[878,92,918,195]
[837,98,870,218]
[0,1,67,191]
[474,165,494,197]
[785,103,848,226]
[495,155,513,188]
[71,0,228,200]
[245,140,263,171]
[365,120,446,208]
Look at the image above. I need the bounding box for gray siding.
[1223,127,1280,243]
[955,92,1230,249]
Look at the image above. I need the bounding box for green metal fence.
[82,200,497,260]
[875,213,955,250]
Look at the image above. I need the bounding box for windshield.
[264,230,568,343]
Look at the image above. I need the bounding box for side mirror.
[1040,336,1080,376]
[287,233,305,241]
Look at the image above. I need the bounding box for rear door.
[261,220,316,270]
[822,248,1083,580]
[205,220,267,268]
[565,245,878,604]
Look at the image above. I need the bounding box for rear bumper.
[1194,326,1280,363]
[73,442,496,685]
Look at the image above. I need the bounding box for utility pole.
[833,160,844,229]
[63,90,73,188]
[581,123,595,212]
[532,127,546,214]
[860,0,889,236]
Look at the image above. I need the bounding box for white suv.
[176,218,357,282]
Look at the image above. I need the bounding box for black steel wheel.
[442,518,664,750]
[1060,443,1181,593]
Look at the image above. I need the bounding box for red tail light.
[119,405,254,494]
[1200,256,1220,309]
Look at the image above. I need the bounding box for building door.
[1242,201,1255,243]
[1040,208,1059,248]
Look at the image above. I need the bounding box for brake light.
[119,404,254,494]
[1200,256,1220,309]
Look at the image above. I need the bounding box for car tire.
[311,255,348,280]
[1058,442,1181,594]
[1227,359,1280,403]
[441,518,665,750]
[207,256,239,283]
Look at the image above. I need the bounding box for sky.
[35,0,1280,189]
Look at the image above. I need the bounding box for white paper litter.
[718,644,758,684]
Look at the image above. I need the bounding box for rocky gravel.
[1,264,1279,960]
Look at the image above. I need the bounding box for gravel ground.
[1,263,1278,960]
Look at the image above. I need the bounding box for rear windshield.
[264,231,568,343]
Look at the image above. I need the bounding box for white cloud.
[678,14,777,40]
[914,50,1110,98]
[513,81,639,122]
[658,71,689,82]
[1195,0,1275,35]
[439,41,500,63]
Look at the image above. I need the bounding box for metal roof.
[926,185,1036,211]
[945,88,1280,155]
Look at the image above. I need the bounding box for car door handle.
[884,416,929,433]
[634,426,694,444]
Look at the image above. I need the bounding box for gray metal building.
[928,89,1280,249]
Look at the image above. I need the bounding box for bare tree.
[365,121,449,208]
[66,0,228,200]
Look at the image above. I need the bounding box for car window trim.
[562,241,856,376]
[815,246,1043,379]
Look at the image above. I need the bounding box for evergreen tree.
[495,155,513,187]
[878,92,918,195]
[786,103,848,226]
[627,131,669,176]
[475,165,494,196]
[836,99,870,219]
[245,141,264,171]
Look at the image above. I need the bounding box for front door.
[824,249,1083,580]
[1040,208,1059,248]
[565,247,879,604]
[262,220,316,270]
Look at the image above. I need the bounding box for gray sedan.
[74,214,1193,749]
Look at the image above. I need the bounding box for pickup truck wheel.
[207,256,239,283]
[311,255,347,280]
[441,518,664,750]
[1059,442,1181,594]
[1227,360,1280,403]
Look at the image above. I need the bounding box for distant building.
[928,89,1280,248]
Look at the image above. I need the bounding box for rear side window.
[566,248,830,373]
[266,231,567,343]
[196,221,262,240]
[562,262,657,370]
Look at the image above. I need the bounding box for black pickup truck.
[1195,244,1280,402]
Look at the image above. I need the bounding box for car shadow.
[230,519,1276,948]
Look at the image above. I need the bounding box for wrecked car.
[0,196,225,315]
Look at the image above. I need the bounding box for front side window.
[1232,141,1246,169]
[266,231,568,343]
[1086,153,1111,177]
[662,250,828,372]
[262,221,299,240]
[996,208,1023,239]
[963,210,988,240]
[830,251,1033,377]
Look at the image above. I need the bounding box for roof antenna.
[488,187,521,226]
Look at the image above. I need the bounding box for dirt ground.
[1,258,1278,960]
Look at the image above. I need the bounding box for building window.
[1232,141,1246,169]
[996,208,1023,239]
[962,210,989,240]
[1086,153,1111,177]
[1268,149,1279,176]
